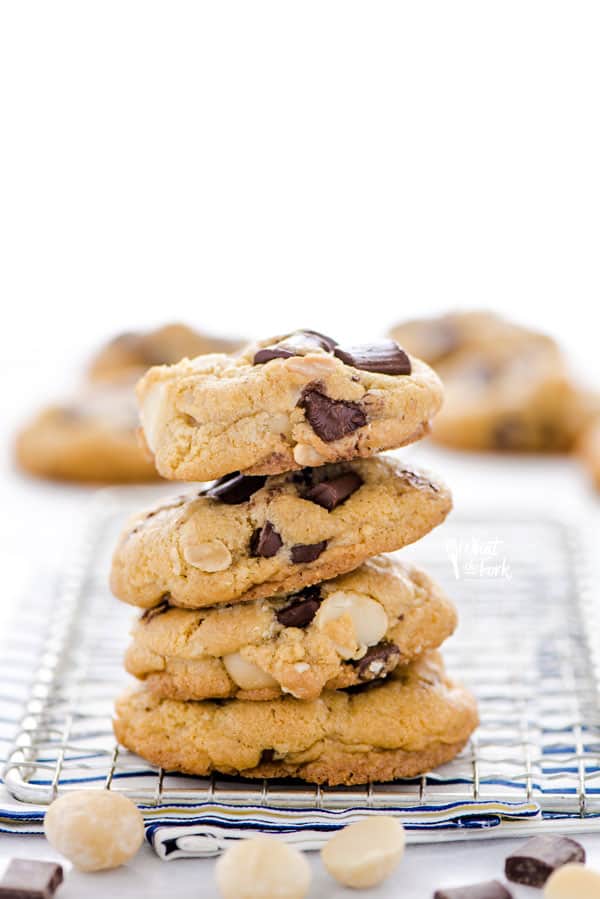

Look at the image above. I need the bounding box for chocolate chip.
[305,471,363,510]
[434,880,513,899]
[504,835,585,887]
[290,541,327,563]
[141,598,171,622]
[260,748,275,763]
[343,678,388,695]
[356,642,401,680]
[250,521,283,558]
[334,340,411,375]
[276,586,322,627]
[253,330,337,365]
[253,346,296,364]
[0,859,64,899]
[298,388,367,442]
[206,472,267,504]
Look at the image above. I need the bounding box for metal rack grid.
[3,488,600,841]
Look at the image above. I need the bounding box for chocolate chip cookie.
[124,556,457,701]
[110,456,452,609]
[89,322,242,383]
[114,651,478,785]
[15,381,159,483]
[390,312,593,452]
[135,329,443,481]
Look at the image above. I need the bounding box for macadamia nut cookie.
[89,322,242,383]
[124,556,457,701]
[110,456,452,609]
[390,311,594,452]
[114,651,478,785]
[15,381,159,483]
[135,329,443,481]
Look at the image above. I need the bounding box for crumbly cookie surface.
[110,456,452,609]
[89,322,242,383]
[135,330,443,481]
[390,312,591,452]
[114,651,478,785]
[125,556,457,701]
[15,382,159,483]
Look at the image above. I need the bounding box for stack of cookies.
[112,330,478,786]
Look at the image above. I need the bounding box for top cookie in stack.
[112,330,478,786]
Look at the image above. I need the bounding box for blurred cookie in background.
[577,419,600,491]
[16,321,244,483]
[88,322,242,383]
[389,311,594,453]
[15,379,159,483]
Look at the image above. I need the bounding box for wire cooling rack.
[3,487,600,844]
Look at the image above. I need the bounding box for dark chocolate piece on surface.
[304,471,363,511]
[206,472,267,504]
[356,642,401,680]
[250,522,283,558]
[276,586,322,628]
[141,597,171,623]
[504,834,585,887]
[253,346,296,364]
[334,339,412,375]
[433,880,513,899]
[290,541,328,564]
[298,388,367,442]
[0,858,64,899]
[293,330,337,352]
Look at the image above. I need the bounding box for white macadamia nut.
[321,816,405,889]
[184,540,232,572]
[44,790,144,872]
[293,443,327,467]
[139,382,169,453]
[315,591,388,659]
[544,863,600,898]
[216,837,311,899]
[223,652,278,690]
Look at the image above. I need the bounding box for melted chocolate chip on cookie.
[253,329,337,364]
[141,597,171,622]
[298,387,367,442]
[276,586,322,627]
[250,521,283,558]
[206,472,267,504]
[334,340,411,375]
[356,642,401,680]
[290,541,327,563]
[304,471,363,510]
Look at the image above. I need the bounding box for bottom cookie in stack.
[114,651,478,786]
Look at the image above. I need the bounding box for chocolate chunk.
[253,346,296,364]
[206,472,267,504]
[305,471,363,510]
[260,748,275,763]
[504,835,585,887]
[0,859,64,899]
[276,586,322,627]
[250,521,283,558]
[434,880,512,899]
[141,598,171,622]
[356,642,401,680]
[290,541,327,563]
[298,388,367,442]
[253,330,337,365]
[334,340,411,375]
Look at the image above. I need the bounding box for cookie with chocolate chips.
[135,329,443,481]
[390,311,594,452]
[110,455,452,609]
[114,651,478,785]
[15,379,160,484]
[124,556,457,701]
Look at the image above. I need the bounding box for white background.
[1,2,600,896]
